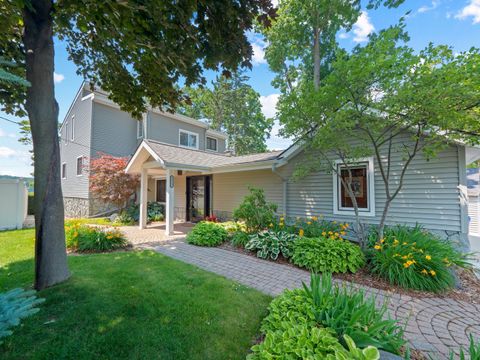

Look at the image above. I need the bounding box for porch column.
[139,167,148,229]
[166,168,175,235]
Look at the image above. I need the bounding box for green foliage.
[180,72,273,155]
[282,216,350,239]
[115,202,165,224]
[230,231,250,248]
[247,325,345,359]
[291,237,365,273]
[452,334,480,360]
[233,187,278,233]
[186,221,228,247]
[253,274,401,357]
[217,221,247,234]
[0,288,44,344]
[0,57,29,87]
[304,274,405,354]
[65,222,128,252]
[246,230,297,260]
[367,225,470,292]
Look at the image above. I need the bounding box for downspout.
[272,163,288,216]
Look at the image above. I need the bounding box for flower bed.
[65,221,127,253]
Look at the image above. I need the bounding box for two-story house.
[60,82,227,218]
[61,82,480,248]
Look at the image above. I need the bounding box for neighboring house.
[468,168,480,236]
[59,82,227,217]
[62,83,480,249]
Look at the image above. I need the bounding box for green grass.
[0,229,271,359]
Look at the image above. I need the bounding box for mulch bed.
[219,242,480,305]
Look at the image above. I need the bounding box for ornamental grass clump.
[367,225,470,293]
[186,221,228,246]
[291,236,365,273]
[65,221,127,252]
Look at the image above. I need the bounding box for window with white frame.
[333,158,375,216]
[71,115,75,140]
[76,156,83,176]
[179,129,198,149]
[137,119,144,139]
[206,136,218,151]
[61,163,67,179]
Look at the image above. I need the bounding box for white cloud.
[418,0,440,13]
[0,128,5,137]
[54,72,65,83]
[252,42,267,65]
[456,0,480,24]
[353,11,375,43]
[0,127,18,138]
[0,146,17,158]
[260,93,279,118]
[338,32,349,39]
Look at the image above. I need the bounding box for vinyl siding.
[148,112,207,150]
[90,102,139,158]
[59,89,93,199]
[213,170,284,215]
[277,136,464,234]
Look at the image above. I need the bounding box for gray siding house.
[61,82,480,248]
[59,82,226,217]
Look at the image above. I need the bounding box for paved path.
[136,239,480,359]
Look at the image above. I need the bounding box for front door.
[186,175,212,222]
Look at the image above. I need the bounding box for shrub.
[257,274,404,355]
[115,202,165,224]
[367,225,470,292]
[230,231,250,248]
[0,288,44,344]
[233,187,277,233]
[217,221,247,234]
[65,222,128,252]
[186,221,228,246]
[246,230,298,260]
[291,237,365,273]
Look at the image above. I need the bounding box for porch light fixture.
[169,175,174,188]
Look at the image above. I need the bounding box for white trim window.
[179,129,199,149]
[333,157,375,217]
[206,136,218,151]
[61,162,67,179]
[76,156,84,176]
[137,119,144,139]
[70,115,75,141]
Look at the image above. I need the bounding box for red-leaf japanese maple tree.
[89,153,139,210]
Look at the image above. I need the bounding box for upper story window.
[61,163,67,179]
[76,156,84,176]
[64,122,69,144]
[179,129,198,149]
[137,119,144,139]
[71,115,75,141]
[333,158,375,217]
[206,137,218,151]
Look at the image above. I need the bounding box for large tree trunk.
[23,0,70,290]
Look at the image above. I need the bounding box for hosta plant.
[367,225,470,292]
[245,230,297,260]
[0,288,44,344]
[186,221,228,246]
[291,237,365,273]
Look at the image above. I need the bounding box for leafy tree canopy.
[179,72,273,155]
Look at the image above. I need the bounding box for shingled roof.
[143,139,283,170]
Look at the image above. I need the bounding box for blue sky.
[1,0,479,177]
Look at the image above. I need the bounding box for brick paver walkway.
[136,239,480,359]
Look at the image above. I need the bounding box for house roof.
[126,139,283,173]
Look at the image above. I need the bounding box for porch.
[119,221,194,246]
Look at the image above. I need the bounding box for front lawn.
[0,229,271,359]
